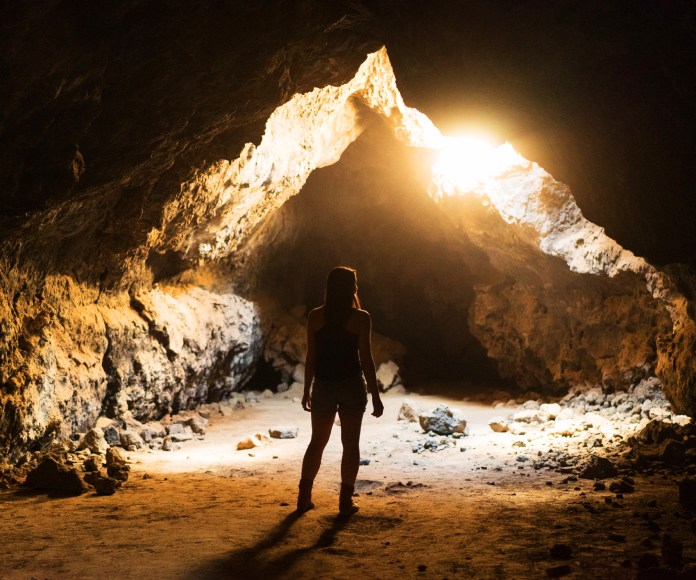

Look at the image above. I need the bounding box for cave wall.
[1,2,695,453]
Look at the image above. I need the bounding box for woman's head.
[324,266,360,324]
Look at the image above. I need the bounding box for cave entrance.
[239,112,506,393]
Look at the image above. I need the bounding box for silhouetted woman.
[297,266,384,515]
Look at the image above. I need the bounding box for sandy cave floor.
[1,390,695,580]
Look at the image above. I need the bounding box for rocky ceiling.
[1,1,695,454]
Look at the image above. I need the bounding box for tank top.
[314,323,362,381]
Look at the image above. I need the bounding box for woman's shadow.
[189,512,353,579]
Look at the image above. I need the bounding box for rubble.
[418,405,467,435]
[268,427,299,439]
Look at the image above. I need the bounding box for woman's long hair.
[324,266,360,326]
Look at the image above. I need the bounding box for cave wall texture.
[1,1,695,455]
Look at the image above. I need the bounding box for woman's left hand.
[302,391,312,412]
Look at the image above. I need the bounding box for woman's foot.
[339,483,359,515]
[296,478,315,513]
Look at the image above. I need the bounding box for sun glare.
[431,135,524,197]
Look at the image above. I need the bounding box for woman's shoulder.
[307,307,324,328]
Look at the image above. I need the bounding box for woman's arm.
[358,311,384,418]
[302,311,317,412]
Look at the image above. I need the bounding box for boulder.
[83,455,103,472]
[140,421,166,442]
[268,427,299,439]
[102,426,121,447]
[24,456,89,496]
[106,463,130,482]
[106,447,127,466]
[418,405,467,435]
[119,430,144,449]
[79,429,109,455]
[169,425,194,442]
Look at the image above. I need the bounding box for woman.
[297,266,384,515]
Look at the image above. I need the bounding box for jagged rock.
[635,420,690,445]
[140,421,166,442]
[79,429,109,455]
[376,361,400,391]
[679,479,696,511]
[578,456,619,480]
[105,447,126,466]
[169,425,194,442]
[24,456,89,496]
[161,436,174,451]
[268,427,299,439]
[182,416,207,435]
[418,405,467,435]
[398,401,420,423]
[106,463,130,482]
[102,426,121,447]
[83,455,103,472]
[488,417,509,433]
[84,472,121,496]
[119,430,144,449]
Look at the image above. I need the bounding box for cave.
[2,2,696,578]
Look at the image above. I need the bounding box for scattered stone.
[107,463,130,482]
[24,456,89,496]
[162,436,174,451]
[578,456,619,480]
[83,455,102,472]
[84,472,121,496]
[488,417,509,433]
[182,416,208,435]
[119,430,144,449]
[549,544,572,560]
[268,427,299,439]
[418,405,467,435]
[80,429,109,455]
[140,421,166,442]
[397,401,420,423]
[170,426,194,442]
[359,458,371,466]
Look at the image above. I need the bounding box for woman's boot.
[339,483,359,515]
[296,478,315,513]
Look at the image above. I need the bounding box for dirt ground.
[1,390,694,579]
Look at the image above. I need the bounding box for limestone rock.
[268,427,299,439]
[80,429,109,455]
[24,456,89,496]
[418,405,467,435]
[105,447,127,467]
[140,421,166,442]
[119,430,144,449]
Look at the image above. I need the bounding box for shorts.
[311,374,368,414]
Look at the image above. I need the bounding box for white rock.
[539,403,561,420]
[672,415,692,427]
[80,428,109,455]
[236,433,270,450]
[292,364,305,383]
[268,427,299,439]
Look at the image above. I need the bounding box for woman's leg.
[300,410,336,481]
[337,408,364,487]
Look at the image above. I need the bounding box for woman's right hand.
[371,396,384,418]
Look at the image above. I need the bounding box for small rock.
[106,447,126,466]
[170,426,194,442]
[417,564,427,572]
[418,405,467,435]
[84,472,121,496]
[80,429,109,455]
[376,360,400,391]
[578,456,619,480]
[397,401,420,423]
[359,458,371,466]
[268,427,299,439]
[119,430,144,449]
[488,417,509,433]
[162,436,174,451]
[237,433,270,451]
[83,455,103,472]
[102,426,121,447]
[106,463,130,482]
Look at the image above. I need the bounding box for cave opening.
[237,110,505,394]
